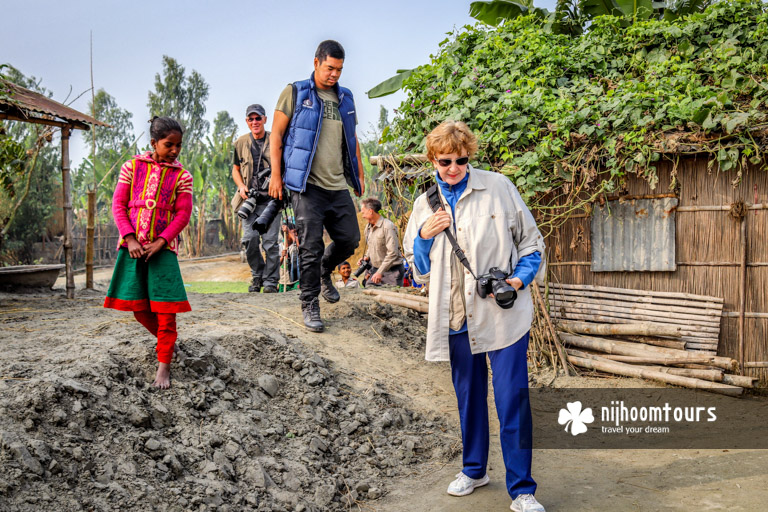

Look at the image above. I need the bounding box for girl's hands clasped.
[419,207,452,239]
[143,238,167,261]
[125,234,145,259]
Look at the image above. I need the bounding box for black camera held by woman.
[476,267,517,309]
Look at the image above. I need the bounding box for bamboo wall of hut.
[546,156,768,382]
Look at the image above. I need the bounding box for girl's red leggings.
[133,311,177,364]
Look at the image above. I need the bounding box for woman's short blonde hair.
[425,120,478,161]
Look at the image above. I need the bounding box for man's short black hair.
[338,261,351,270]
[315,40,345,63]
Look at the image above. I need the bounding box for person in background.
[335,261,358,289]
[104,116,193,389]
[232,104,281,293]
[403,120,546,512]
[358,197,404,286]
[279,222,300,291]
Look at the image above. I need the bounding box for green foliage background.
[384,0,768,209]
[0,66,62,261]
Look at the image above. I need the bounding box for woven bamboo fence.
[547,155,768,383]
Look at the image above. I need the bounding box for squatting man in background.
[404,120,546,512]
[358,197,404,286]
[269,40,365,332]
[232,104,281,293]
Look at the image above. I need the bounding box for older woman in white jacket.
[403,121,546,512]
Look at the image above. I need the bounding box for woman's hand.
[125,234,145,259]
[419,207,452,239]
[143,238,167,261]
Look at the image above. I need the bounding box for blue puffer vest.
[282,72,361,194]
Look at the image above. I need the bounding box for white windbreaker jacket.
[403,166,545,361]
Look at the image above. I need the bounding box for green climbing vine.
[383,0,768,227]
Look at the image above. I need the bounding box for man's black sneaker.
[248,278,262,293]
[320,275,340,303]
[263,285,278,293]
[301,297,324,332]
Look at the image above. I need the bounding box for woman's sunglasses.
[436,156,469,167]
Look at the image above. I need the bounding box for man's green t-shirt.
[276,84,350,191]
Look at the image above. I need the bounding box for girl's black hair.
[149,116,184,140]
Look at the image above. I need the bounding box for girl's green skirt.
[104,248,191,313]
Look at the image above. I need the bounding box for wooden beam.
[61,126,75,299]
[369,154,429,167]
[739,215,747,375]
[0,111,90,131]
[566,355,743,397]
[676,204,768,212]
[86,190,95,289]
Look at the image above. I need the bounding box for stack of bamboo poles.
[549,283,724,353]
[557,320,757,397]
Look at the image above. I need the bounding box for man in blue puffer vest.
[269,40,365,332]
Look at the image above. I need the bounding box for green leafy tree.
[74,89,136,214]
[178,110,240,256]
[147,56,210,148]
[212,110,237,141]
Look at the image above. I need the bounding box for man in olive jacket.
[232,104,281,293]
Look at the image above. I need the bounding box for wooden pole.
[566,351,717,366]
[532,282,570,375]
[744,362,768,368]
[362,288,429,303]
[738,215,747,375]
[86,190,95,288]
[556,320,683,338]
[613,335,687,351]
[365,292,429,313]
[559,332,738,371]
[566,355,743,397]
[565,349,724,381]
[61,126,75,299]
[722,374,758,388]
[86,30,96,290]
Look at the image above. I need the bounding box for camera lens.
[237,197,258,219]
[252,199,281,233]
[491,280,517,309]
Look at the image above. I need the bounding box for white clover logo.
[558,401,594,436]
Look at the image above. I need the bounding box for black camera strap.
[425,184,477,280]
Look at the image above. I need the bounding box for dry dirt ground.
[0,255,766,511]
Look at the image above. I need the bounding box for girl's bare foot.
[153,363,171,389]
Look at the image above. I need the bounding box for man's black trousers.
[291,184,360,303]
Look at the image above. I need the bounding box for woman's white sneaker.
[510,493,545,512]
[446,472,490,496]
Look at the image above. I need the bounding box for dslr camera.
[236,188,260,220]
[354,258,372,278]
[476,267,517,309]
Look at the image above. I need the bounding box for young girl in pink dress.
[104,116,193,388]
